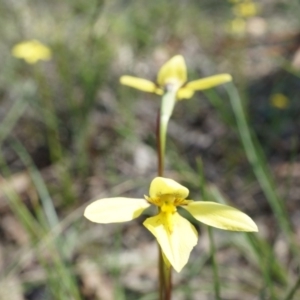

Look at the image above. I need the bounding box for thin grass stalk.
[209,185,287,291]
[197,158,221,299]
[245,233,279,299]
[207,227,221,300]
[33,67,62,162]
[225,83,296,250]
[204,90,289,287]
[284,276,300,300]
[12,139,82,299]
[112,229,126,300]
[0,98,27,145]
[12,140,59,228]
[0,152,43,238]
[0,148,82,299]
[33,67,75,204]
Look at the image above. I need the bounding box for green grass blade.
[225,83,295,248]
[12,140,59,228]
[11,140,82,299]
[208,185,286,297]
[197,158,221,300]
[284,276,300,300]
[0,99,27,145]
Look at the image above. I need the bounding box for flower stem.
[156,88,177,300]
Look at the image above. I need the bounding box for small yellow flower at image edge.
[84,177,258,272]
[120,55,232,100]
[11,40,52,64]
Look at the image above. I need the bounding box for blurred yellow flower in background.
[270,93,289,109]
[120,55,232,100]
[84,177,258,272]
[12,40,52,64]
[233,1,258,18]
[228,18,247,35]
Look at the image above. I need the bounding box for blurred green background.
[1,0,300,299]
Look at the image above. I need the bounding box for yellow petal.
[177,87,194,100]
[84,197,150,223]
[143,212,198,272]
[149,177,189,199]
[157,55,187,88]
[120,76,157,93]
[185,74,232,91]
[183,202,258,232]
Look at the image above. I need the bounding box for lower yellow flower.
[11,40,52,64]
[84,177,258,272]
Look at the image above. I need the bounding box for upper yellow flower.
[11,40,52,64]
[120,55,232,100]
[84,177,258,272]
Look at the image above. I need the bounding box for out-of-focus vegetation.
[1,0,300,299]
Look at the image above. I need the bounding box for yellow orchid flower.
[84,177,258,272]
[11,40,52,64]
[120,55,232,100]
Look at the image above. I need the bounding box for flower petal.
[84,198,150,223]
[149,177,189,199]
[157,55,187,87]
[183,202,258,232]
[143,212,198,272]
[185,74,232,91]
[177,87,195,100]
[120,76,157,93]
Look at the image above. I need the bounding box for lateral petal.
[143,212,198,272]
[185,74,232,91]
[149,177,189,199]
[157,55,187,87]
[84,198,150,223]
[183,202,258,232]
[120,76,157,93]
[177,87,194,100]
